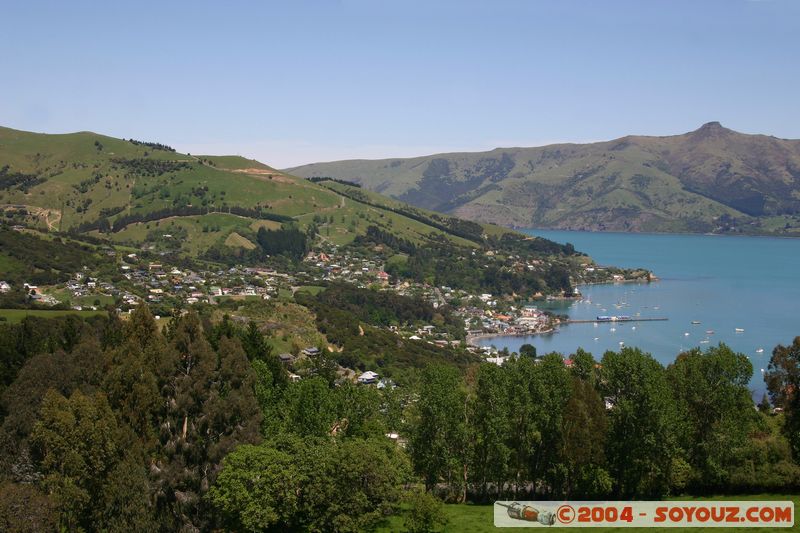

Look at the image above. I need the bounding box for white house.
[358,371,379,385]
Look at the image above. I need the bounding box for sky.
[1,0,798,168]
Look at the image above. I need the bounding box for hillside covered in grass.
[0,125,517,254]
[289,122,800,235]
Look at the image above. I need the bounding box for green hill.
[0,126,515,254]
[288,122,800,235]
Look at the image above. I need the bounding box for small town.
[0,232,648,382]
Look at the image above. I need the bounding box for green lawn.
[377,495,800,532]
[0,308,107,324]
[295,285,326,296]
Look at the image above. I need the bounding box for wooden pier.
[566,317,669,324]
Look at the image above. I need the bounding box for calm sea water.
[477,230,800,399]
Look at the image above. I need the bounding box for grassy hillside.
[288,123,800,236]
[0,126,516,254]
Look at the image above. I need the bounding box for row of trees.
[74,204,292,234]
[408,345,800,502]
[1,306,799,531]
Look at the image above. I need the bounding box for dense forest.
[0,308,798,531]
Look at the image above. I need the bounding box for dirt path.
[1,204,61,231]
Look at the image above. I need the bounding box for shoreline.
[467,280,652,348]
[467,277,659,349]
[519,227,800,240]
[467,327,556,347]
[578,276,658,288]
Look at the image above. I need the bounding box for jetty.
[567,317,669,324]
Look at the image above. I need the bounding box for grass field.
[47,288,115,308]
[108,212,257,254]
[0,308,107,324]
[377,495,800,532]
[294,285,326,296]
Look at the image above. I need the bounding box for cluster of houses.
[13,255,304,313]
[305,249,391,287]
[12,234,637,378]
[118,256,295,307]
[461,303,553,338]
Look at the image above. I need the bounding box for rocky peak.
[690,121,733,141]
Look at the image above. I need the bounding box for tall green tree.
[519,343,537,359]
[504,356,539,498]
[667,344,755,491]
[281,376,337,437]
[570,348,598,384]
[29,390,128,531]
[561,376,610,498]
[210,436,407,532]
[208,444,301,531]
[409,364,467,498]
[334,383,385,438]
[468,363,511,501]
[155,313,261,531]
[527,353,572,497]
[765,337,800,458]
[600,347,678,498]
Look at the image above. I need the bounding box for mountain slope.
[0,126,515,254]
[288,123,800,235]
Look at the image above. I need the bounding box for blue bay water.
[477,230,800,399]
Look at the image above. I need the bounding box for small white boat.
[619,341,625,346]
[700,340,710,344]
[706,330,714,335]
[735,328,745,333]
[609,327,616,332]
[756,348,764,354]
[684,332,690,336]
[691,320,701,325]
[593,337,599,341]
[631,326,636,330]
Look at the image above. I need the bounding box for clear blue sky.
[2,0,798,167]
